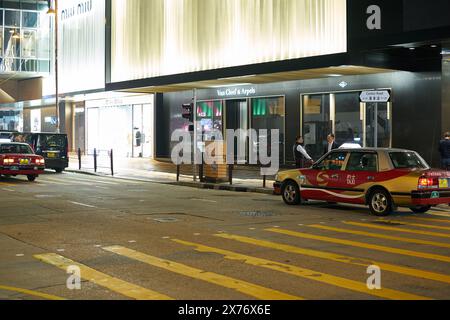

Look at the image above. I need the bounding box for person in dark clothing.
[293,136,313,168]
[324,133,339,156]
[439,132,450,170]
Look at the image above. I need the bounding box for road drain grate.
[240,211,274,217]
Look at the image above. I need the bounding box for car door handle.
[367,176,375,181]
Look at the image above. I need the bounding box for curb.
[65,169,275,195]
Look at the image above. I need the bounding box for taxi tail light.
[35,158,45,165]
[418,177,438,189]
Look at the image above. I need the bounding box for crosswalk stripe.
[65,176,119,185]
[214,233,450,285]
[266,228,450,263]
[34,253,173,300]
[344,222,450,239]
[376,220,450,232]
[0,284,66,300]
[45,177,92,186]
[103,245,301,300]
[309,224,450,249]
[173,239,430,300]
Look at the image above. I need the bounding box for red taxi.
[274,148,450,216]
[0,143,45,182]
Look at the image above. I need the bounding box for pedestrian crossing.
[31,214,450,300]
[0,173,143,189]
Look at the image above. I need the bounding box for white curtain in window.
[111,0,347,82]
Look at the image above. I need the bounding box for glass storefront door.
[225,99,248,164]
[302,91,392,160]
[365,102,391,149]
[132,104,154,158]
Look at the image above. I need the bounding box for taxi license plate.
[10,166,19,171]
[439,178,449,189]
[47,153,56,158]
[20,159,30,165]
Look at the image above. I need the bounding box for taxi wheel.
[410,206,431,214]
[27,175,37,182]
[369,189,393,216]
[281,181,301,205]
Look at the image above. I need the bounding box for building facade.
[1,0,450,167]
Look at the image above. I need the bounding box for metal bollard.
[94,148,97,173]
[78,148,81,170]
[199,163,204,183]
[110,149,114,176]
[176,165,180,182]
[229,164,233,185]
[263,174,266,188]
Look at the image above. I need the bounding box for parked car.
[11,132,69,173]
[0,130,14,143]
[0,142,45,181]
[274,148,450,216]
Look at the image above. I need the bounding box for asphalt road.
[0,172,449,300]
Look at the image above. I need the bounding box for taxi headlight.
[275,174,279,181]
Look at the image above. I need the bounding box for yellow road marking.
[0,182,16,187]
[408,217,450,224]
[214,233,450,285]
[428,211,450,218]
[376,220,450,231]
[173,239,430,300]
[34,253,172,300]
[266,228,450,263]
[344,222,450,239]
[309,224,450,249]
[0,284,66,300]
[103,245,300,300]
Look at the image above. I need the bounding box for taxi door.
[341,151,379,204]
[301,151,349,201]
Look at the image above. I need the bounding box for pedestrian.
[324,133,339,156]
[439,131,450,170]
[293,136,313,168]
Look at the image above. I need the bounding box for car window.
[389,152,429,169]
[0,144,34,154]
[37,135,66,149]
[346,153,378,172]
[314,152,347,171]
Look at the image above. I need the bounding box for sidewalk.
[67,154,277,194]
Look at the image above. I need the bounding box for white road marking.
[2,188,15,192]
[68,201,97,208]
[95,186,109,190]
[15,254,24,257]
[190,198,218,203]
[57,249,65,252]
[128,240,137,243]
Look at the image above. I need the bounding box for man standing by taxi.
[324,133,339,156]
[439,132,450,170]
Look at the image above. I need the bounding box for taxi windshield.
[0,144,34,155]
[389,152,429,169]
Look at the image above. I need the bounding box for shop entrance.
[302,90,392,160]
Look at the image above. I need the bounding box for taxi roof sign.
[360,90,391,103]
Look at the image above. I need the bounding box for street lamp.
[47,0,60,133]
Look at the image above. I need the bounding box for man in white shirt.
[293,136,313,168]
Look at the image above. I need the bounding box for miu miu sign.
[61,0,93,21]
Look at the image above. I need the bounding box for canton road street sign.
[360,90,391,103]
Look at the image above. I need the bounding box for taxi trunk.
[412,169,450,206]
